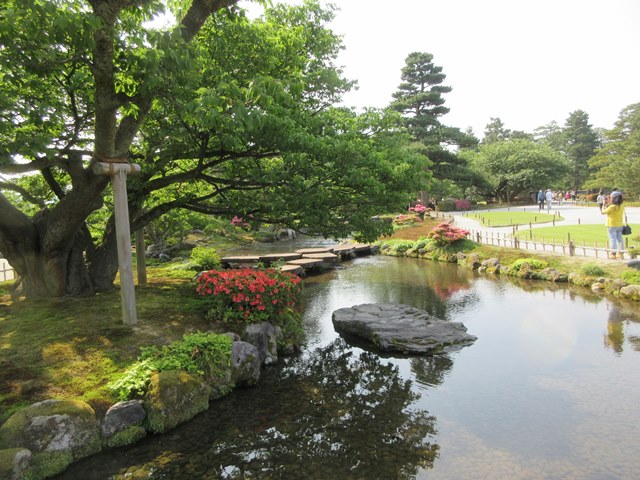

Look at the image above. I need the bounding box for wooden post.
[135,229,147,285]
[93,160,141,326]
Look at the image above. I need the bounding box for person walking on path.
[601,191,625,259]
[596,190,605,212]
[537,190,545,211]
[545,189,553,213]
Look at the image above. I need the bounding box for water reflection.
[58,339,441,479]
[55,254,640,479]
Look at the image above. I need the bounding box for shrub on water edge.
[580,263,606,277]
[509,257,549,272]
[427,223,470,247]
[108,332,232,401]
[621,270,640,285]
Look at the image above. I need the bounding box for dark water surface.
[58,255,640,479]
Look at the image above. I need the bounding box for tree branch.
[180,0,240,42]
[0,182,46,207]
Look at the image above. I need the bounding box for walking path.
[449,203,640,260]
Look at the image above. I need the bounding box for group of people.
[536,189,577,212]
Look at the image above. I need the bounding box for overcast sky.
[243,0,640,138]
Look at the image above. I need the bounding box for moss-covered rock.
[620,284,640,301]
[143,370,209,434]
[103,425,147,449]
[0,399,101,479]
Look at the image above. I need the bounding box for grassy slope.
[0,274,215,421]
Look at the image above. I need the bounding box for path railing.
[467,229,637,259]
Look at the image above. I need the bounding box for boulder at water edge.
[100,400,147,448]
[231,341,261,386]
[143,370,209,434]
[332,303,477,355]
[243,322,282,366]
[0,399,101,479]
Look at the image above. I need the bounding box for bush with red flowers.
[196,268,303,328]
[427,223,470,246]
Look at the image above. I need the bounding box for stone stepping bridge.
[221,243,378,275]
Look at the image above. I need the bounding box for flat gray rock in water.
[332,303,477,355]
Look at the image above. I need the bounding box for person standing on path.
[596,190,605,212]
[601,191,625,259]
[545,189,553,213]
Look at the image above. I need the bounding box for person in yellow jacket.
[601,190,625,259]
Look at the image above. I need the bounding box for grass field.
[467,211,560,227]
[514,224,640,248]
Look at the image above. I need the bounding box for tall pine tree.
[389,52,477,197]
[562,110,599,191]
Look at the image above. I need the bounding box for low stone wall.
[0,323,282,480]
[378,244,640,302]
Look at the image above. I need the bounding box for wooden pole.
[135,229,147,285]
[94,161,141,326]
[112,169,137,325]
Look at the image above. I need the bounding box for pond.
[57,254,640,479]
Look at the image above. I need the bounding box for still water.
[58,255,640,479]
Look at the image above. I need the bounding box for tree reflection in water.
[222,338,440,479]
[58,338,444,479]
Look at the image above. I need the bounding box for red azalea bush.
[453,199,471,211]
[409,204,429,214]
[427,223,470,246]
[196,268,302,325]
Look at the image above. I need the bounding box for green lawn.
[514,224,640,248]
[466,211,560,227]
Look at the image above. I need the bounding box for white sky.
[242,0,640,138]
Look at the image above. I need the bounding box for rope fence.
[467,229,637,259]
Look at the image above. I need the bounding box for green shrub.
[509,257,549,272]
[108,332,232,400]
[621,270,640,285]
[189,246,221,271]
[580,263,606,277]
[436,199,455,212]
[413,237,431,251]
[392,241,416,254]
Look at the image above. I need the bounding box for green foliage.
[580,263,606,277]
[587,103,640,199]
[509,258,549,272]
[108,332,232,401]
[1,0,431,298]
[189,246,221,271]
[436,199,455,212]
[621,270,640,285]
[462,139,571,202]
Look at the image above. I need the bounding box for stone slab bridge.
[220,243,378,276]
